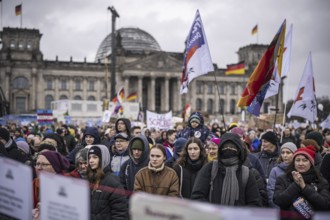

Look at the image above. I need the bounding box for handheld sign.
[39,172,90,220]
[0,157,33,220]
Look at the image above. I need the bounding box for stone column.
[138,77,143,104]
[31,68,37,110]
[83,78,87,99]
[149,77,156,111]
[55,78,59,100]
[36,71,43,109]
[226,84,230,113]
[176,79,182,112]
[124,77,129,101]
[163,77,169,112]
[203,82,207,112]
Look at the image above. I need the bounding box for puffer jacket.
[90,167,128,220]
[134,163,179,197]
[267,162,288,207]
[119,135,150,192]
[176,112,211,143]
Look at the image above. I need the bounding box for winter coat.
[4,138,29,163]
[90,167,128,220]
[267,162,288,207]
[190,161,261,206]
[247,153,266,180]
[320,153,330,190]
[176,112,211,143]
[274,171,330,214]
[255,149,280,179]
[134,163,179,197]
[119,135,150,192]
[173,159,204,199]
[111,149,129,176]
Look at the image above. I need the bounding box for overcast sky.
[2,0,330,102]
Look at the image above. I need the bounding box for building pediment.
[123,52,182,72]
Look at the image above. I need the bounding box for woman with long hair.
[267,142,297,207]
[134,144,179,196]
[87,144,127,219]
[173,137,208,199]
[274,146,330,219]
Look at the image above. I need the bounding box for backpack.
[209,160,249,202]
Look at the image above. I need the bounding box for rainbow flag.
[238,20,286,109]
[225,61,245,75]
[126,92,137,102]
[15,4,22,16]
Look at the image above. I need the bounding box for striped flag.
[225,61,245,75]
[251,25,258,35]
[126,92,137,102]
[15,4,22,16]
[180,10,214,94]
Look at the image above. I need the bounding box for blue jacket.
[267,162,287,207]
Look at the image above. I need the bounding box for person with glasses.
[111,133,130,176]
[33,150,70,218]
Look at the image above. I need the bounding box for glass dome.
[95,27,161,62]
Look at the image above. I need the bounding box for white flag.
[265,24,293,99]
[180,10,214,94]
[287,53,317,122]
[321,114,330,129]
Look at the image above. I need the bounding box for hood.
[88,144,110,170]
[218,132,245,163]
[188,112,204,128]
[128,135,150,165]
[83,127,101,144]
[115,118,131,136]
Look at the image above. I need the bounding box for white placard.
[0,157,32,220]
[102,110,111,123]
[146,111,172,130]
[130,192,279,220]
[40,172,90,220]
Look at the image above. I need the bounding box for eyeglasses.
[35,162,52,168]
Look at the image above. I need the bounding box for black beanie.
[261,131,278,146]
[88,146,102,160]
[306,131,324,148]
[0,128,10,142]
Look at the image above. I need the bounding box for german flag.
[126,92,137,102]
[15,4,22,16]
[251,24,258,35]
[225,61,245,75]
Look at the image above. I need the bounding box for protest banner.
[39,172,90,220]
[0,157,32,220]
[130,192,278,220]
[146,111,172,130]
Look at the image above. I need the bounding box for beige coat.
[134,162,179,197]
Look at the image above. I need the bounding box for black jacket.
[4,138,28,163]
[173,159,204,199]
[274,173,330,212]
[191,161,262,206]
[90,167,128,220]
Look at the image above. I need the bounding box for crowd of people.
[1,111,330,219]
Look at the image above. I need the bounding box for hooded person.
[191,133,261,206]
[108,118,132,149]
[66,126,101,165]
[119,135,150,192]
[42,133,67,155]
[64,148,89,179]
[0,127,28,163]
[165,137,188,168]
[274,146,330,217]
[87,144,128,219]
[176,112,212,144]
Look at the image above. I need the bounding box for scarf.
[219,157,239,206]
[186,158,204,171]
[148,161,165,173]
[301,169,317,184]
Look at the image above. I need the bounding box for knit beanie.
[306,131,324,148]
[281,142,297,153]
[230,127,245,138]
[0,128,10,142]
[293,145,316,166]
[190,115,201,124]
[301,139,320,151]
[261,131,278,146]
[88,145,102,160]
[40,151,70,174]
[16,141,30,154]
[131,139,144,151]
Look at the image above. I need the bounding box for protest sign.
[0,157,32,220]
[146,111,172,130]
[39,172,90,220]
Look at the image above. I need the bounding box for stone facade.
[0,27,283,121]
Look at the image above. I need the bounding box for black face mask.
[221,149,239,159]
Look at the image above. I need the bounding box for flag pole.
[213,71,226,130]
[20,3,23,28]
[280,77,289,143]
